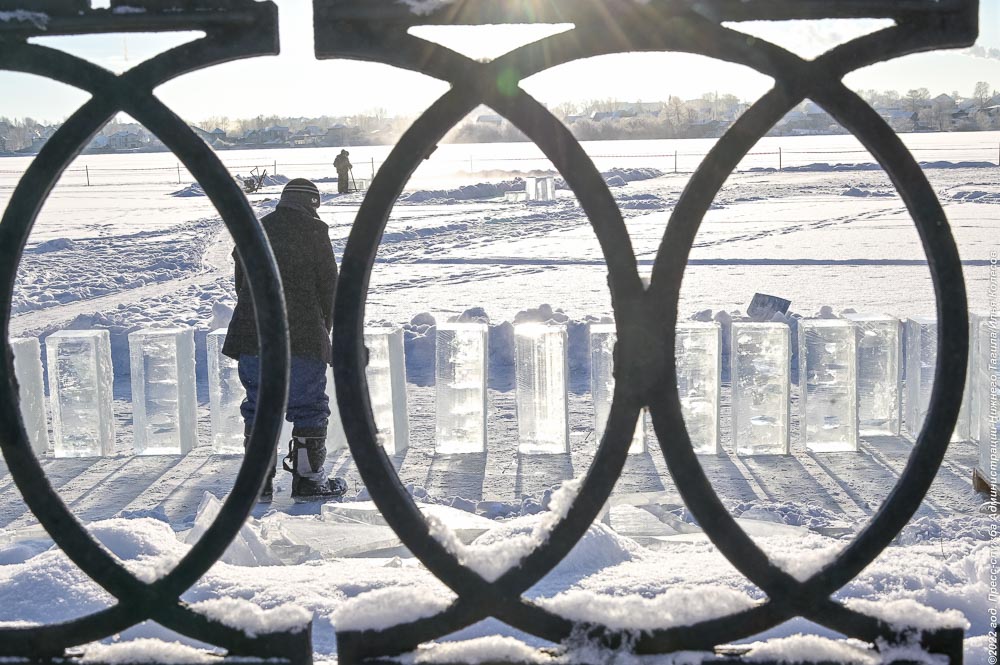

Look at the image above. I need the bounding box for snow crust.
[408,636,553,664]
[80,640,215,664]
[333,587,454,632]
[538,586,755,630]
[189,598,311,636]
[844,598,970,631]
[742,635,878,664]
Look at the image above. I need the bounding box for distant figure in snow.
[334,149,352,194]
[222,178,347,504]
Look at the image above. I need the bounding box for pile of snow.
[170,184,205,198]
[555,167,666,191]
[31,238,78,253]
[842,186,895,198]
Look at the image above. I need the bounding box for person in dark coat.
[333,149,352,194]
[223,178,346,503]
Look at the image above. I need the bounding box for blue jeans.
[238,355,330,433]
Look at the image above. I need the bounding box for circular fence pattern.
[0,12,303,659]
[327,9,969,662]
[0,2,974,662]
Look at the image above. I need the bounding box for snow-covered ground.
[0,135,997,663]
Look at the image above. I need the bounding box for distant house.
[211,127,227,139]
[291,125,325,146]
[323,123,350,146]
[590,110,615,122]
[262,125,290,143]
[88,134,109,151]
[618,101,662,116]
[934,93,956,108]
[108,130,145,151]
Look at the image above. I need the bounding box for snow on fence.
[8,313,995,484]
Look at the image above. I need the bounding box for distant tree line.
[3,82,998,153]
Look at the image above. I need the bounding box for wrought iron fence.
[0,0,976,663]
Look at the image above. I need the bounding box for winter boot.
[243,430,277,504]
[282,428,348,503]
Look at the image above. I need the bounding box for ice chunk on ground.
[262,512,407,560]
[435,322,488,453]
[731,322,790,455]
[797,319,858,452]
[10,337,50,455]
[128,327,198,455]
[515,323,568,454]
[45,329,115,457]
[322,502,496,544]
[185,493,279,566]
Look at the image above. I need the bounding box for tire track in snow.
[10,226,232,337]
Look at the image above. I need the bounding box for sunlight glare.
[409,23,574,61]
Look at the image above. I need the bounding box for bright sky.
[1,0,998,123]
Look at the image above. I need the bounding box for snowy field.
[0,134,998,663]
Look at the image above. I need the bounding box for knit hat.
[280,178,320,209]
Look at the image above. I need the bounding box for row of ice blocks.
[905,313,998,487]
[435,322,570,455]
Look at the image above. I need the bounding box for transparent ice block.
[364,327,408,455]
[435,322,488,454]
[904,317,937,439]
[207,330,246,454]
[515,323,568,454]
[972,313,998,487]
[10,337,50,455]
[676,322,722,455]
[798,319,858,452]
[846,314,901,436]
[731,322,790,455]
[129,328,197,455]
[590,323,644,454]
[326,365,349,451]
[524,176,555,202]
[45,329,115,458]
